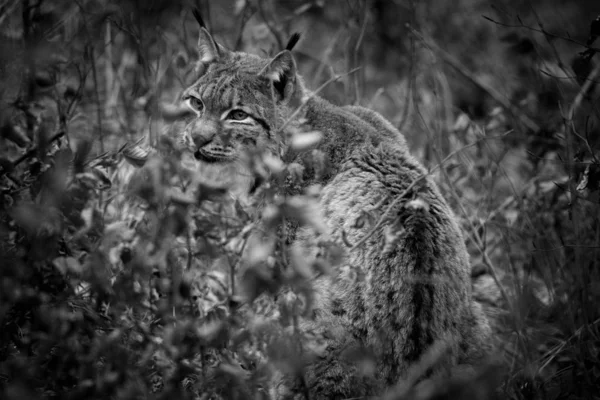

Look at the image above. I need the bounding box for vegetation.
[1,0,599,398]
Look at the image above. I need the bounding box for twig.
[186,229,193,271]
[256,0,284,52]
[104,21,116,116]
[233,4,255,51]
[397,0,417,133]
[12,129,66,168]
[89,44,105,154]
[351,0,368,104]
[312,29,343,86]
[482,15,600,53]
[426,122,514,309]
[349,174,425,251]
[277,67,361,134]
[21,0,39,139]
[367,87,385,109]
[537,317,600,374]
[530,7,569,76]
[567,62,600,121]
[408,26,541,133]
[571,123,600,164]
[560,54,600,212]
[411,78,514,309]
[0,0,20,27]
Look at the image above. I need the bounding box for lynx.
[171,26,492,398]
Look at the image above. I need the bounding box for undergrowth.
[1,0,599,399]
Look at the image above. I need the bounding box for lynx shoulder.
[173,27,492,398]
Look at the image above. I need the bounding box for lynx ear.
[198,27,221,64]
[260,50,298,102]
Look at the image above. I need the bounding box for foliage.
[1,0,599,399]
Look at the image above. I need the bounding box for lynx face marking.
[176,46,297,195]
[183,74,274,158]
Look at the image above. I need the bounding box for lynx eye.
[227,110,249,121]
[185,95,204,112]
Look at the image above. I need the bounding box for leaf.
[127,159,163,202]
[167,188,196,206]
[241,264,278,302]
[53,256,83,275]
[246,240,274,267]
[102,221,135,251]
[287,162,305,184]
[234,0,247,15]
[283,195,328,234]
[290,130,322,151]
[261,204,282,230]
[93,166,112,188]
[218,362,248,382]
[571,54,593,87]
[197,180,229,203]
[382,224,405,256]
[312,258,333,276]
[1,121,31,147]
[75,169,111,191]
[290,244,314,280]
[262,153,285,174]
[577,164,590,191]
[84,251,112,295]
[196,320,228,346]
[34,71,55,88]
[159,102,195,121]
[73,139,92,173]
[206,270,229,299]
[311,150,328,180]
[10,203,49,235]
[2,194,14,208]
[122,143,151,168]
[0,157,14,175]
[43,148,72,196]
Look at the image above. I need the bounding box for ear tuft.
[285,32,301,51]
[192,7,207,29]
[260,50,297,102]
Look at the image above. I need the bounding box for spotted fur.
[172,27,492,398]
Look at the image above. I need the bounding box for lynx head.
[176,28,306,196]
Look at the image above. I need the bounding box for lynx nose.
[191,118,220,148]
[194,133,213,148]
